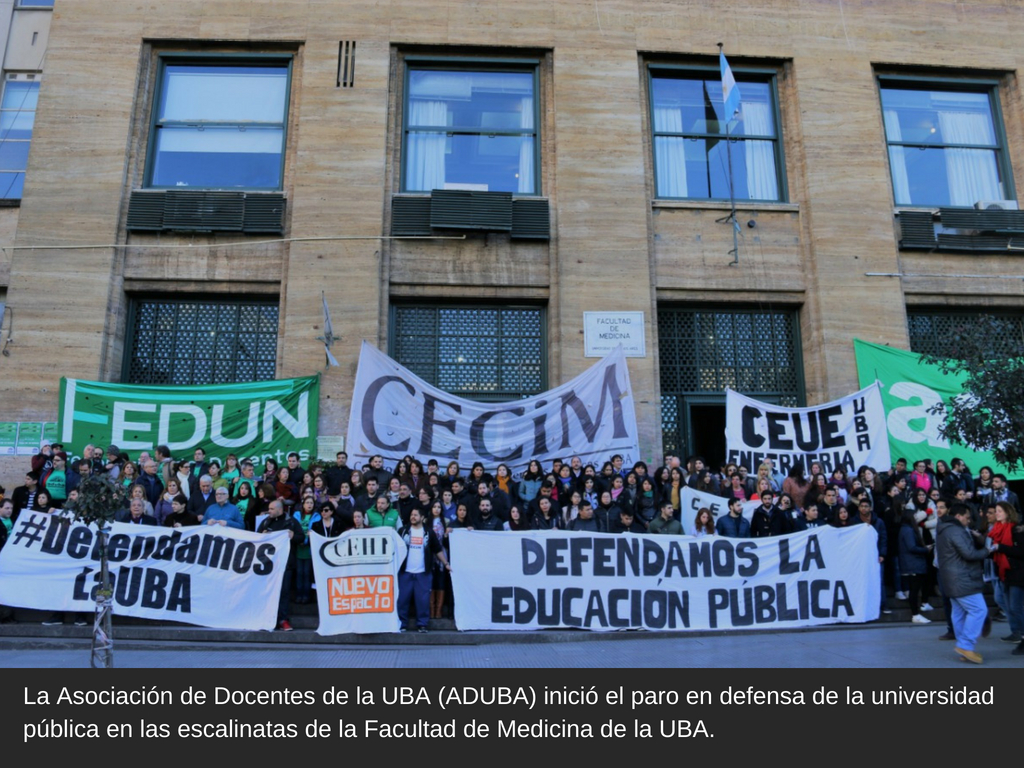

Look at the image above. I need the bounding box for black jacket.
[258,513,304,569]
[397,523,445,574]
[936,515,989,598]
[751,505,793,537]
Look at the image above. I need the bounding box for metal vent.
[391,196,432,236]
[338,40,356,87]
[164,191,245,232]
[242,193,286,233]
[897,211,937,250]
[936,233,1018,252]
[430,190,513,231]
[511,198,550,240]
[126,191,166,231]
[126,190,286,234]
[939,207,1024,233]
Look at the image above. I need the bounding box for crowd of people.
[0,440,1020,659]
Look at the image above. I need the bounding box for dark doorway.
[688,403,727,471]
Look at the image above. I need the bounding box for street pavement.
[0,623,1020,667]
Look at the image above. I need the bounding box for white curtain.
[405,100,447,191]
[937,110,1002,206]
[742,101,778,200]
[884,109,912,206]
[518,96,534,194]
[654,107,687,197]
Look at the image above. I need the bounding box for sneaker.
[937,631,956,641]
[1012,644,1024,656]
[399,627,407,633]
[277,620,293,632]
[955,647,983,664]
[919,603,935,612]
[1002,633,1022,643]
[994,611,1008,622]
[911,614,932,624]
[895,591,909,601]
[41,620,62,626]
[418,626,428,633]
[74,620,89,627]
[881,608,892,615]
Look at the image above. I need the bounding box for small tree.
[62,473,128,668]
[920,314,1024,473]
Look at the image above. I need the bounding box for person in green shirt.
[221,454,241,487]
[365,494,400,530]
[44,453,68,507]
[648,501,683,535]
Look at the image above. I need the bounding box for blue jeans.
[1007,584,1024,638]
[950,593,988,651]
[398,570,432,629]
[993,579,1008,616]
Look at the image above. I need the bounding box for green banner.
[854,339,1022,480]
[57,376,320,466]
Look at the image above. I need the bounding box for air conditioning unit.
[974,200,1019,210]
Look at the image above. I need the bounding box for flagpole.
[716,43,740,266]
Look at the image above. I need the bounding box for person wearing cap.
[203,487,244,529]
[104,444,124,482]
[30,440,54,476]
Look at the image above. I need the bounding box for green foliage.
[920,314,1024,472]
[63,473,129,527]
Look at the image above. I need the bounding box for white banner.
[679,486,759,524]
[725,383,890,476]
[0,513,289,630]
[450,527,880,631]
[346,342,641,477]
[312,528,407,635]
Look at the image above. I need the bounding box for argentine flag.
[719,50,741,122]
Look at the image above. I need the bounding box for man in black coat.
[750,490,792,538]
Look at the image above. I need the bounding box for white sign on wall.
[584,312,646,357]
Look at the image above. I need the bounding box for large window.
[907,310,1024,358]
[659,307,803,464]
[402,61,539,195]
[649,67,784,202]
[880,79,1012,207]
[0,77,39,200]
[390,305,545,400]
[146,57,290,190]
[124,297,279,385]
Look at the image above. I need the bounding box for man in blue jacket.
[717,497,750,538]
[203,487,244,530]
